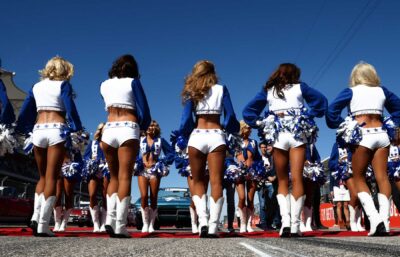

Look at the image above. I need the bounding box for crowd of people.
[0,54,399,239]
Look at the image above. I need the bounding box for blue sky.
[1,0,400,200]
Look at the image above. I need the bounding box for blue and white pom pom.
[226,133,243,155]
[176,156,191,177]
[0,124,18,156]
[69,130,90,153]
[291,109,319,144]
[133,157,145,176]
[248,160,269,185]
[256,112,281,145]
[150,158,170,177]
[82,159,106,181]
[388,161,400,182]
[62,161,83,181]
[170,130,188,154]
[336,116,364,147]
[303,162,327,185]
[224,158,247,182]
[382,116,397,141]
[102,163,110,180]
[331,162,353,181]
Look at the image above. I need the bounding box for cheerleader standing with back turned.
[100,54,151,238]
[243,63,327,237]
[179,60,240,237]
[326,62,400,236]
[17,56,83,236]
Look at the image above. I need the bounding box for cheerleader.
[0,75,16,156]
[234,121,261,233]
[179,60,240,237]
[326,62,400,236]
[171,130,210,234]
[16,56,83,237]
[83,123,109,232]
[301,144,326,232]
[328,143,364,231]
[100,54,151,238]
[53,150,83,232]
[243,63,327,237]
[388,144,400,189]
[134,120,174,233]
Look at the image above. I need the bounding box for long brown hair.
[264,63,301,99]
[181,60,218,104]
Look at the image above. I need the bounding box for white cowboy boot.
[105,193,117,236]
[377,193,391,233]
[192,194,209,238]
[246,207,255,233]
[141,207,150,233]
[37,196,56,237]
[30,193,43,235]
[303,206,313,232]
[100,207,107,232]
[358,192,386,236]
[59,208,72,232]
[348,205,358,231]
[290,194,305,237]
[53,206,63,232]
[277,194,291,237]
[115,196,131,238]
[189,206,199,234]
[148,208,158,233]
[208,197,224,237]
[355,206,365,232]
[238,207,247,233]
[90,206,101,232]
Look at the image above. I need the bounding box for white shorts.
[101,121,140,148]
[32,123,66,148]
[359,127,390,150]
[333,185,350,202]
[188,129,226,154]
[273,132,305,151]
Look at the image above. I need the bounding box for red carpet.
[1,227,400,238]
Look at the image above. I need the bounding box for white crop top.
[100,78,136,110]
[32,79,65,112]
[338,148,348,162]
[350,85,385,116]
[195,84,224,115]
[267,84,304,114]
[389,145,399,162]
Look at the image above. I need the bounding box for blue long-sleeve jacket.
[131,79,152,131]
[0,79,16,124]
[243,82,327,128]
[140,137,175,165]
[305,144,321,163]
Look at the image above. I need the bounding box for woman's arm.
[242,89,268,128]
[222,86,240,134]
[132,79,152,131]
[61,81,83,132]
[325,88,353,129]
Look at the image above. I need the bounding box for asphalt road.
[1,231,400,257]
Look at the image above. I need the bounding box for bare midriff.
[196,114,221,130]
[36,110,66,124]
[354,114,382,128]
[106,107,138,123]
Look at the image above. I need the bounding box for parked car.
[133,187,191,230]
[0,186,33,224]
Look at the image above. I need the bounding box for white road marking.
[240,242,274,257]
[240,241,310,257]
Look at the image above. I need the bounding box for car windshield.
[158,189,189,198]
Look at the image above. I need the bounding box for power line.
[310,0,381,86]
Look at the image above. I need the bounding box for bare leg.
[33,146,47,194]
[345,178,359,208]
[236,182,246,209]
[273,148,290,195]
[101,142,119,196]
[246,180,257,210]
[149,177,161,209]
[63,178,75,209]
[44,143,65,198]
[351,145,373,194]
[187,176,196,209]
[117,140,139,199]
[89,179,99,208]
[343,201,350,224]
[207,145,225,201]
[188,147,207,197]
[55,177,63,207]
[102,178,109,209]
[336,201,343,224]
[138,176,149,209]
[289,146,306,199]
[371,147,391,198]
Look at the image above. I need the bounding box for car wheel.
[78,223,84,227]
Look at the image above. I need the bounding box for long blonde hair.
[39,56,74,81]
[181,60,218,104]
[349,62,380,87]
[93,123,105,141]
